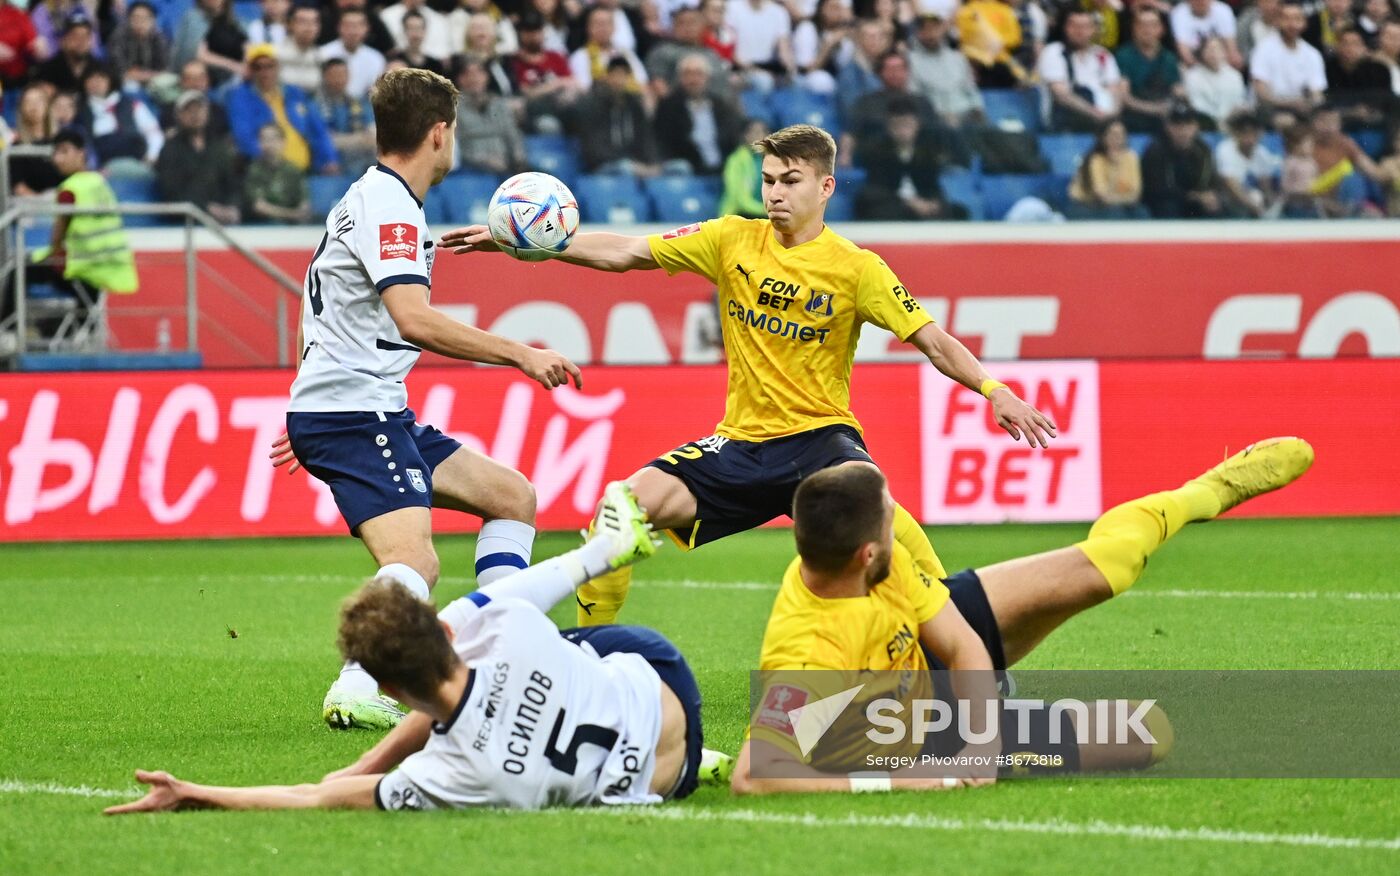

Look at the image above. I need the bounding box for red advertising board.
[114,229,1400,368]
[1,359,1396,542]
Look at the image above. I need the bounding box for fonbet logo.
[379,223,418,260]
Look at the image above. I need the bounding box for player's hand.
[103,770,194,815]
[517,346,583,390]
[989,389,1057,449]
[437,225,500,255]
[269,431,302,474]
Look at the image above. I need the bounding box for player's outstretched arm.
[381,283,582,390]
[437,226,659,273]
[907,322,1058,449]
[323,710,435,782]
[103,770,381,815]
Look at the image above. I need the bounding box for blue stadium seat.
[1128,133,1153,154]
[1260,132,1283,155]
[1038,133,1093,176]
[825,186,856,221]
[838,166,868,189]
[643,175,721,224]
[108,176,163,227]
[1200,131,1224,150]
[158,0,196,41]
[24,221,51,250]
[739,88,775,126]
[437,173,502,224]
[982,89,1040,133]
[524,135,582,185]
[233,0,261,23]
[940,168,983,221]
[1355,129,1386,159]
[574,174,651,223]
[309,174,352,219]
[773,89,840,136]
[421,189,451,224]
[980,173,1058,221]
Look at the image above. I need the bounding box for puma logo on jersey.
[736,263,753,283]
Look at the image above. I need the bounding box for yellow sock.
[576,564,631,626]
[1075,484,1219,595]
[893,502,947,580]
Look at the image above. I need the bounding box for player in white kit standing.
[104,484,708,813]
[269,68,584,730]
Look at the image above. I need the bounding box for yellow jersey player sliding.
[732,437,1314,793]
[440,125,1057,626]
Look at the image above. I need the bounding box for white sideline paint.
[3,777,1396,852]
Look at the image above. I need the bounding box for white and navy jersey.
[288,164,436,413]
[375,596,665,811]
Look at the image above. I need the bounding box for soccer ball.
[486,172,580,262]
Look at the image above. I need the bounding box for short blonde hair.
[753,124,837,177]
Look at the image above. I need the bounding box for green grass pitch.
[2,518,1398,874]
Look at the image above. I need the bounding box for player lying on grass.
[731,437,1314,794]
[438,124,1057,630]
[106,484,711,814]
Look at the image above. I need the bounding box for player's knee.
[391,550,439,587]
[496,469,537,522]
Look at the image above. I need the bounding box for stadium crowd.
[2,0,1398,221]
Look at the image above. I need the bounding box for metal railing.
[0,200,303,366]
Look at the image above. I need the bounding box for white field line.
[3,573,1397,602]
[3,778,1396,852]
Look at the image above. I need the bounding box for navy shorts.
[559,625,705,800]
[285,408,462,535]
[920,569,1080,775]
[645,424,873,549]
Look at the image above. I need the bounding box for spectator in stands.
[1238,0,1283,59]
[836,18,892,118]
[1010,0,1050,72]
[1326,26,1393,126]
[245,0,290,45]
[450,0,518,57]
[527,0,571,53]
[1251,3,1327,127]
[1185,35,1248,129]
[647,7,729,95]
[390,11,448,75]
[243,123,312,223]
[460,13,516,94]
[321,8,387,99]
[155,90,241,225]
[789,0,852,95]
[1371,127,1400,215]
[160,60,231,136]
[48,89,77,130]
[76,64,162,169]
[569,6,648,90]
[654,53,743,174]
[382,0,452,60]
[0,0,44,87]
[1214,110,1281,216]
[1304,0,1356,54]
[1039,9,1126,131]
[31,2,101,62]
[855,98,967,220]
[909,10,985,128]
[276,5,321,92]
[725,0,795,91]
[958,0,1028,87]
[1309,103,1383,212]
[1141,100,1227,216]
[843,50,966,168]
[1377,20,1400,92]
[453,58,525,174]
[1280,123,1323,214]
[1358,0,1396,48]
[1067,118,1149,218]
[1170,0,1243,68]
[198,0,249,87]
[573,55,660,175]
[33,14,98,94]
[699,0,738,64]
[107,2,168,90]
[319,0,394,54]
[315,57,377,171]
[719,117,767,217]
[226,44,339,174]
[1117,7,1185,132]
[509,12,579,133]
[9,84,62,196]
[172,0,218,71]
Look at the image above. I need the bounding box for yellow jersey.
[750,544,951,766]
[647,216,933,442]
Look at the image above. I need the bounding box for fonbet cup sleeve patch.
[379,223,419,260]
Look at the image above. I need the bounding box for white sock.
[475,519,535,587]
[375,562,430,600]
[334,660,380,697]
[476,536,613,612]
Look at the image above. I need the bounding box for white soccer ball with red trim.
[486,172,580,262]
